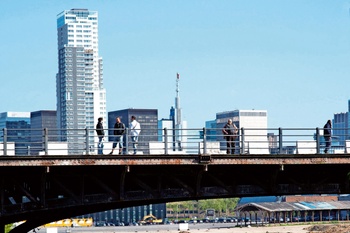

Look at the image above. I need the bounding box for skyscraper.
[56,9,106,153]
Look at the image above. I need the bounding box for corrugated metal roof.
[235,201,350,213]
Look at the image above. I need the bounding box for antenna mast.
[175,73,182,150]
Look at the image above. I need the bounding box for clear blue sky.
[1,0,350,129]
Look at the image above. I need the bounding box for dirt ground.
[187,224,350,233]
[306,224,350,233]
[184,224,350,233]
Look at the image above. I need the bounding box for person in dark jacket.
[96,117,104,155]
[323,119,332,154]
[109,117,125,155]
[222,119,238,154]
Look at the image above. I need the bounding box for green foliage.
[166,198,240,218]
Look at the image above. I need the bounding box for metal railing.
[0,127,347,156]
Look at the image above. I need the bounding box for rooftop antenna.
[175,73,182,150]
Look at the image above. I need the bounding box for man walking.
[109,117,125,155]
[95,117,104,155]
[129,116,141,155]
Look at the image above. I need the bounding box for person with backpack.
[323,119,332,154]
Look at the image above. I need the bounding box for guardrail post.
[125,128,129,155]
[279,128,283,154]
[316,127,320,154]
[203,127,207,154]
[164,128,168,155]
[85,128,89,155]
[3,128,7,156]
[241,127,245,154]
[44,128,49,155]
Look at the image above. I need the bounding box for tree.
[167,198,240,219]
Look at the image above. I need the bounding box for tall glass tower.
[56,9,106,153]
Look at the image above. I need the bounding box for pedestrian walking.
[95,117,104,155]
[129,116,141,155]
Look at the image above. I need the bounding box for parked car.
[217,218,226,223]
[202,218,209,223]
[226,217,236,223]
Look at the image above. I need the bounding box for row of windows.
[68,29,93,33]
[60,58,85,63]
[68,25,91,28]
[68,40,92,43]
[67,44,95,48]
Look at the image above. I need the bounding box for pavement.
[34,223,311,233]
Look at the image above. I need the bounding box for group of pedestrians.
[221,118,333,155]
[97,116,333,155]
[95,116,141,155]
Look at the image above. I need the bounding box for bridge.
[1,153,350,232]
[1,127,350,232]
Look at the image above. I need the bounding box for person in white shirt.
[129,115,141,155]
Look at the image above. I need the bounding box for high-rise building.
[56,9,106,153]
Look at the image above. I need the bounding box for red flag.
[177,73,180,79]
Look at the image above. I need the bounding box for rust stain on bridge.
[0,154,349,167]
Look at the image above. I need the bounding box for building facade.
[56,9,106,153]
[30,110,57,155]
[80,203,166,225]
[0,112,31,155]
[108,109,158,154]
[216,110,268,154]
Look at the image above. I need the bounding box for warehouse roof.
[235,201,350,213]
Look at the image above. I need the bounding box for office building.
[30,110,57,155]
[56,9,106,153]
[216,110,268,154]
[333,112,348,146]
[0,112,31,155]
[331,99,350,147]
[205,119,217,141]
[108,109,158,154]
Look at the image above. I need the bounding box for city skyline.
[1,1,350,129]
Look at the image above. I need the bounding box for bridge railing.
[0,127,347,155]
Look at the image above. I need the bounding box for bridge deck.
[0,154,349,166]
